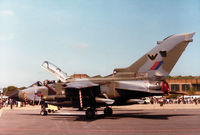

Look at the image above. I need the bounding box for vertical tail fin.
[114,32,195,79]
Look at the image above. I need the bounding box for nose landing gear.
[40,103,48,116]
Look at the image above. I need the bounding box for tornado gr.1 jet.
[14,32,196,118]
[41,32,195,118]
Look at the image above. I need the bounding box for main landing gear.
[85,107,113,119]
[104,107,113,116]
[86,108,96,119]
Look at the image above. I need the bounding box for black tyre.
[104,107,113,116]
[48,109,52,113]
[86,108,95,119]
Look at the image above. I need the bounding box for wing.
[64,79,115,106]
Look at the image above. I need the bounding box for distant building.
[166,76,200,95]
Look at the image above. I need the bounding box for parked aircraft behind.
[8,81,56,105]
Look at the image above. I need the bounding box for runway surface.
[0,106,200,135]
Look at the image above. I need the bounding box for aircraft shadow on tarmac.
[21,110,197,122]
[18,110,198,122]
[51,113,196,122]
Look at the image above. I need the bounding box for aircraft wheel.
[40,110,47,116]
[86,108,95,119]
[104,107,113,116]
[48,109,52,113]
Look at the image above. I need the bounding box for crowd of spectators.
[149,96,200,105]
[0,98,9,109]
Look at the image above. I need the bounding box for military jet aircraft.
[40,32,195,118]
[14,32,196,118]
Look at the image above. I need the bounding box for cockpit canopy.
[41,61,68,82]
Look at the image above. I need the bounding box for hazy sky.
[0,0,200,87]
